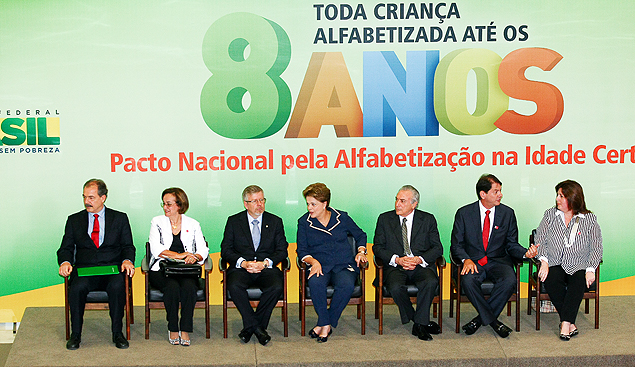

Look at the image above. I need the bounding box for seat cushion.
[226,287,283,301]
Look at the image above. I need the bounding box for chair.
[219,257,290,338]
[64,272,134,340]
[297,235,366,336]
[373,256,446,335]
[140,242,212,339]
[526,229,601,330]
[448,252,522,333]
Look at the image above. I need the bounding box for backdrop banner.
[1,1,633,306]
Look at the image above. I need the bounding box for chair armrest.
[436,256,446,269]
[204,255,213,273]
[219,257,229,272]
[296,256,308,270]
[374,256,384,268]
[449,252,462,267]
[280,257,291,271]
[141,256,149,273]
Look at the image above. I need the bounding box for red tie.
[478,210,490,266]
[91,214,100,248]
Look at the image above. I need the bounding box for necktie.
[252,219,260,251]
[478,210,490,266]
[402,218,412,256]
[91,214,100,248]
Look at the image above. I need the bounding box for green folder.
[77,265,119,277]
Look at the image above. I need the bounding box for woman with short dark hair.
[296,183,367,342]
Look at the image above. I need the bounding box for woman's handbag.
[159,260,202,278]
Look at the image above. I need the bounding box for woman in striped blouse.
[535,180,603,341]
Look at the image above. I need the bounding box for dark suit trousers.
[227,267,283,332]
[68,272,126,336]
[384,266,438,325]
[149,271,198,333]
[544,266,586,324]
[460,261,516,326]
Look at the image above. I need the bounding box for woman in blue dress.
[296,183,368,342]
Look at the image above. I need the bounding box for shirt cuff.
[537,256,548,263]
[585,267,595,273]
[389,254,398,267]
[236,257,246,268]
[264,258,273,268]
[418,256,428,268]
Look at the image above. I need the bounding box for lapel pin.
[494,226,499,229]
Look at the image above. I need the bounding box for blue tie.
[252,219,260,251]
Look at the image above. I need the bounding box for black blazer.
[220,210,288,270]
[57,207,135,268]
[372,209,443,273]
[450,201,526,267]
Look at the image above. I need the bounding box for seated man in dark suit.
[373,185,443,341]
[220,185,288,346]
[57,179,135,350]
[450,174,537,338]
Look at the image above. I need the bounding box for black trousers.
[226,267,283,332]
[68,272,126,336]
[149,271,198,333]
[384,266,438,325]
[543,266,586,324]
[460,261,516,326]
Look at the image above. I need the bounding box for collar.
[398,209,415,224]
[247,211,263,224]
[478,201,495,217]
[89,206,106,218]
[306,207,341,235]
[556,209,585,220]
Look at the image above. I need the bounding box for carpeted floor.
[4,297,635,366]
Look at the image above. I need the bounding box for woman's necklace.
[170,216,180,229]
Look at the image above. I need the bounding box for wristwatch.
[358,248,367,255]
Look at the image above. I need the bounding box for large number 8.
[201,12,291,139]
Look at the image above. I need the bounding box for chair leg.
[507,301,512,316]
[361,298,365,335]
[64,277,70,340]
[536,286,541,331]
[585,298,590,314]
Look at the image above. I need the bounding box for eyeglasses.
[161,202,177,208]
[244,198,266,204]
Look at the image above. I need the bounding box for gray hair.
[242,185,263,201]
[398,185,419,205]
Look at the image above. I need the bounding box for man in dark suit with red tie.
[450,174,537,338]
[373,185,443,341]
[57,179,135,350]
[220,185,288,346]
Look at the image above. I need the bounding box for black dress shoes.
[238,328,253,343]
[412,323,433,341]
[462,317,482,335]
[490,320,512,338]
[66,334,81,350]
[424,321,441,335]
[309,327,319,339]
[113,332,129,349]
[254,327,271,346]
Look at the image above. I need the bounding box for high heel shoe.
[569,328,579,337]
[168,331,180,345]
[559,333,571,341]
[316,328,332,343]
[309,327,320,338]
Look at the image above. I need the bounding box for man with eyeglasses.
[57,179,135,350]
[220,185,288,345]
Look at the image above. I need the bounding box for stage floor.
[5,297,635,367]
